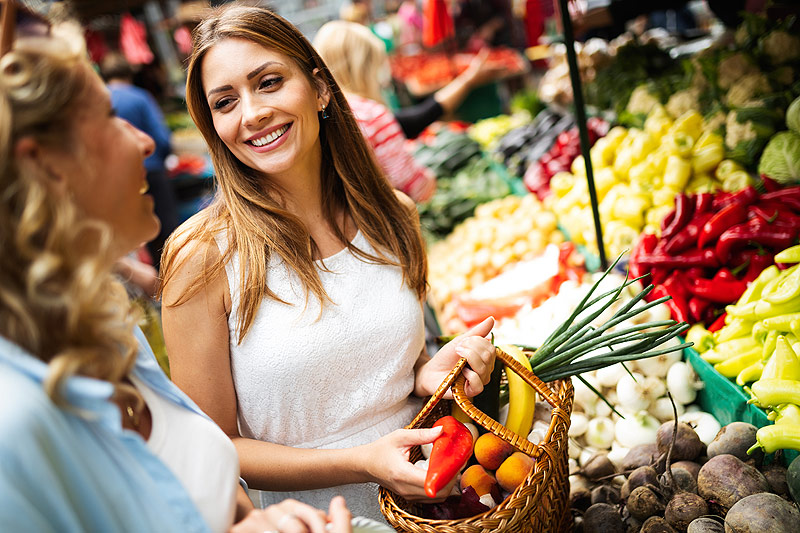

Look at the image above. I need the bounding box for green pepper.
[736,360,764,386]
[713,317,755,344]
[775,244,800,264]
[715,347,762,378]
[701,336,759,364]
[750,378,800,408]
[764,266,800,304]
[761,336,800,381]
[748,423,800,454]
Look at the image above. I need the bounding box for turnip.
[724,492,800,532]
[656,421,705,462]
[697,454,770,510]
[706,422,758,461]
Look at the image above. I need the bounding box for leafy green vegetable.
[758,131,800,184]
[788,95,800,135]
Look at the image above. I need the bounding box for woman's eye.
[213,97,233,110]
[259,76,283,90]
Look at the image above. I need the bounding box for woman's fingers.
[462,367,484,397]
[326,496,352,533]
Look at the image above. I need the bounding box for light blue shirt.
[0,328,212,533]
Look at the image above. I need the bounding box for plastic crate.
[684,346,799,466]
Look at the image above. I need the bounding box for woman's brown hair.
[160,5,427,342]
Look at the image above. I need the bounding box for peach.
[460,464,498,496]
[496,452,535,492]
[474,433,514,471]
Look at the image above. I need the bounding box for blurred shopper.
[0,6,351,533]
[100,52,179,271]
[314,21,507,202]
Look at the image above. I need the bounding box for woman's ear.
[312,67,331,111]
[13,136,70,193]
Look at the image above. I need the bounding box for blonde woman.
[0,4,349,533]
[313,20,506,202]
[160,4,496,524]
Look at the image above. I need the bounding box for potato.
[706,422,758,462]
[697,454,770,510]
[657,422,705,461]
[665,492,708,532]
[724,492,800,532]
[583,502,625,533]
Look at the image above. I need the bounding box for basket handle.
[405,346,568,457]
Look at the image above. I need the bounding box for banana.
[501,344,536,437]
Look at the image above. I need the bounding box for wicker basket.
[379,347,574,533]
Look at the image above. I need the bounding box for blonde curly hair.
[0,29,141,406]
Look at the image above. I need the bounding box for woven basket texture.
[379,347,574,533]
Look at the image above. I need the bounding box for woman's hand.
[230,497,351,533]
[415,317,496,398]
[359,426,456,501]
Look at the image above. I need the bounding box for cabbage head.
[788,96,800,135]
[758,131,800,184]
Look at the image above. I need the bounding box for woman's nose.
[240,94,271,128]
[138,128,156,158]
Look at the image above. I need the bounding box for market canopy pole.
[556,0,608,270]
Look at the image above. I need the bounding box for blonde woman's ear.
[14,136,70,193]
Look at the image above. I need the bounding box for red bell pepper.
[712,186,759,211]
[708,312,727,332]
[664,213,712,254]
[424,416,474,498]
[695,193,714,214]
[697,203,748,250]
[637,248,720,269]
[687,278,748,303]
[661,194,694,242]
[715,221,797,263]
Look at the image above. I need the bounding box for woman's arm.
[160,237,446,499]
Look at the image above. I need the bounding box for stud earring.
[320,105,330,120]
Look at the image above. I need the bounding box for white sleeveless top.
[215,230,424,522]
[131,374,239,533]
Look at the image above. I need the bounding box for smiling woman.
[159,4,497,525]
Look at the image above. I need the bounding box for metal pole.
[556,0,608,270]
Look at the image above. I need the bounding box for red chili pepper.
[697,203,748,250]
[424,416,474,498]
[661,194,694,242]
[760,185,800,202]
[713,268,736,282]
[688,296,711,323]
[652,284,690,324]
[760,175,782,192]
[685,267,706,281]
[695,193,714,214]
[637,248,720,269]
[660,208,676,234]
[712,186,759,211]
[708,312,727,332]
[664,213,713,254]
[748,205,800,227]
[687,278,748,304]
[742,252,775,282]
[629,233,658,279]
[715,222,798,263]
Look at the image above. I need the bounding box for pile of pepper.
[629,182,800,326]
[686,244,800,453]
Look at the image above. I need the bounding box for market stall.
[400,7,800,532]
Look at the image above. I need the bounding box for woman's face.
[200,38,329,184]
[59,64,160,257]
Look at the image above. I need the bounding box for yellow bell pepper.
[775,245,800,264]
[736,361,763,386]
[715,159,745,181]
[721,170,753,192]
[662,155,692,190]
[692,143,725,175]
[670,110,704,143]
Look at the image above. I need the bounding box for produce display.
[629,183,800,326]
[491,108,575,178]
[545,107,742,257]
[426,195,564,325]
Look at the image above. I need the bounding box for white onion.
[667,362,701,405]
[616,372,650,412]
[679,411,721,446]
[585,417,616,449]
[569,413,589,437]
[614,412,661,448]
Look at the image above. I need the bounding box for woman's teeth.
[250,124,289,147]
